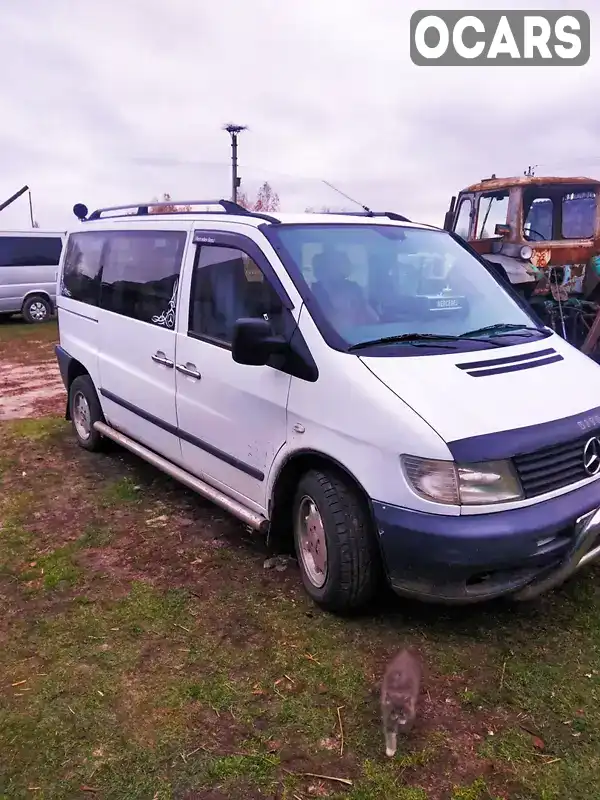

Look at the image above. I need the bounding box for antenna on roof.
[322,180,372,214]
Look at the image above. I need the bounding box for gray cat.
[380,648,422,757]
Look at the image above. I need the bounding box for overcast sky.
[0,0,598,230]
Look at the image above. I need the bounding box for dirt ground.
[0,318,64,420]
[2,320,600,800]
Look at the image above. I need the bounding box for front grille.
[513,436,592,498]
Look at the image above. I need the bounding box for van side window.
[61,232,104,305]
[0,236,63,267]
[100,231,186,328]
[189,245,285,345]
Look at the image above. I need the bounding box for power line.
[522,157,600,173]
[536,156,600,167]
[129,155,332,185]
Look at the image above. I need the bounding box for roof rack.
[320,210,411,223]
[73,199,281,225]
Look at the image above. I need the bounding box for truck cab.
[444,175,600,352]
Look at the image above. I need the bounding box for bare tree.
[237,181,280,212]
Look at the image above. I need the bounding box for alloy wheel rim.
[29,301,47,321]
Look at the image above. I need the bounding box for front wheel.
[293,469,380,613]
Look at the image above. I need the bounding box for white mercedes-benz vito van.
[55,199,600,612]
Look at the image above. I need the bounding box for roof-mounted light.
[73,203,88,221]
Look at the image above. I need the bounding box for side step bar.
[94,421,269,533]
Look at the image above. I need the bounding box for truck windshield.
[271,224,542,349]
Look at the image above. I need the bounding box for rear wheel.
[22,295,51,323]
[69,375,106,452]
[293,468,380,612]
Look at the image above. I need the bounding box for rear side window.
[0,236,63,267]
[100,230,186,327]
[61,232,104,305]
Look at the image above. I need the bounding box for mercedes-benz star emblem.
[583,437,600,476]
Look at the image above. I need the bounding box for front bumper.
[374,478,600,603]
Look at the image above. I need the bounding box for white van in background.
[55,199,600,613]
[0,231,65,322]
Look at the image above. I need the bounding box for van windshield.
[271,224,542,349]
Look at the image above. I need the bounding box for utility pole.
[223,123,248,203]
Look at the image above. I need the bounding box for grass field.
[1,320,600,799]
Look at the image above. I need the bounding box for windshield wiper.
[348,333,499,352]
[459,323,544,339]
[348,324,541,353]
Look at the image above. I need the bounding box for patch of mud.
[0,359,64,420]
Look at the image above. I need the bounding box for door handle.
[176,363,202,380]
[151,351,174,368]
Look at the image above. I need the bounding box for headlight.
[456,462,523,504]
[520,245,533,260]
[402,455,523,505]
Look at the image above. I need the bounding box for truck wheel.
[292,468,380,612]
[22,295,51,323]
[69,375,106,452]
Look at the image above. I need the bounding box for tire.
[292,468,380,613]
[68,375,106,452]
[22,295,52,324]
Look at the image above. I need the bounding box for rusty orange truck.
[443,175,600,357]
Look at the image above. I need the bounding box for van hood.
[359,335,600,446]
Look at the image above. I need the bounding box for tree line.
[150,184,346,214]
[149,182,280,213]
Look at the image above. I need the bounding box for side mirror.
[494,223,511,237]
[231,317,287,366]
